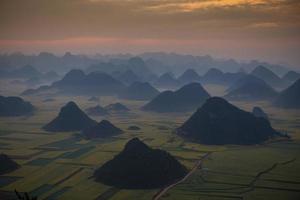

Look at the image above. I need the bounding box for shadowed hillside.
[274,78,300,108]
[177,97,280,144]
[0,154,20,175]
[153,72,180,89]
[252,106,269,120]
[94,138,187,189]
[142,82,210,112]
[105,103,130,112]
[177,69,201,84]
[22,69,125,96]
[83,120,123,139]
[0,95,34,116]
[85,105,109,116]
[118,82,159,100]
[43,101,96,132]
[225,75,278,100]
[251,65,282,87]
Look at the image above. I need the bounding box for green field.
[0,83,300,200]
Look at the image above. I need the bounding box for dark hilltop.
[142,82,210,112]
[83,120,123,139]
[43,101,97,132]
[177,97,280,145]
[94,138,187,189]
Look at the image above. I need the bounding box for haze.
[0,0,300,67]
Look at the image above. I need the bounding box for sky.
[0,0,299,67]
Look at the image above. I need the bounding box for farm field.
[0,84,300,200]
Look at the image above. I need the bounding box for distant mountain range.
[19,63,299,98]
[0,52,294,76]
[0,65,60,86]
[22,69,125,96]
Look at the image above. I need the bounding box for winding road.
[153,152,211,200]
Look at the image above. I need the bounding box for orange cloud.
[143,0,270,13]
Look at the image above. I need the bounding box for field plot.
[0,94,299,200]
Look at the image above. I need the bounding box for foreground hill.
[43,101,96,132]
[119,82,160,100]
[94,138,187,189]
[0,154,20,175]
[83,120,123,139]
[22,69,125,96]
[251,65,282,87]
[0,95,34,116]
[142,82,210,112]
[177,97,279,144]
[225,75,278,100]
[274,78,300,108]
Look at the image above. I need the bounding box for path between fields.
[153,152,211,200]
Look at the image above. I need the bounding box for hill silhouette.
[119,82,160,100]
[22,69,125,96]
[252,106,269,120]
[176,97,279,144]
[43,101,96,132]
[251,65,282,87]
[105,103,130,112]
[177,69,201,84]
[85,105,109,116]
[0,65,42,79]
[88,96,99,102]
[127,57,156,81]
[274,78,300,108]
[127,125,141,130]
[282,71,300,88]
[201,68,224,84]
[0,154,20,175]
[153,72,180,89]
[225,75,278,100]
[201,68,244,85]
[94,137,187,189]
[0,95,35,116]
[117,70,141,85]
[83,120,123,139]
[142,82,210,112]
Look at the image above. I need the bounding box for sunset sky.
[0,0,299,67]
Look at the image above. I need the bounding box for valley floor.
[0,83,299,200]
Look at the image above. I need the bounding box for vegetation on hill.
[177,97,280,144]
[94,138,187,189]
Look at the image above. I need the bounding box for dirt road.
[153,152,211,200]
